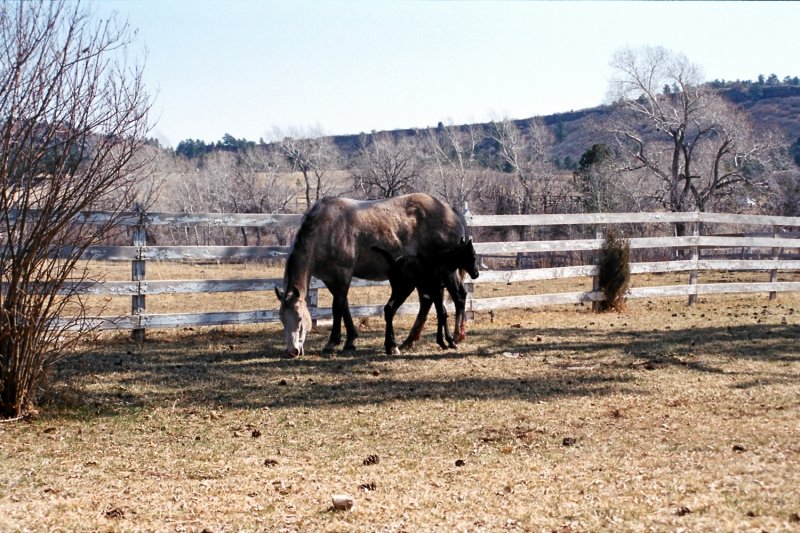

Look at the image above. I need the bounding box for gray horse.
[274,193,469,356]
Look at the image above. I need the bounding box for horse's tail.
[371,245,397,265]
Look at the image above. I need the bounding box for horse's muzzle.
[287,347,303,357]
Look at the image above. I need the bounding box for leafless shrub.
[0,1,151,417]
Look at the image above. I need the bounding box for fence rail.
[17,209,800,335]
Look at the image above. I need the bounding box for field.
[2,275,800,531]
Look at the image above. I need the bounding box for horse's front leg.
[341,297,358,353]
[400,290,433,350]
[323,285,351,353]
[433,292,457,349]
[323,305,342,355]
[327,291,359,354]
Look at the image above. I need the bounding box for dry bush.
[0,1,150,417]
[597,230,631,312]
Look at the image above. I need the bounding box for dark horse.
[372,238,479,354]
[275,193,469,356]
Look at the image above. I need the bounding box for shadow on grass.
[50,321,799,417]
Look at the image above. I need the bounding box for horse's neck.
[284,243,313,297]
[428,248,459,270]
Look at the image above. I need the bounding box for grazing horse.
[372,238,479,354]
[275,193,469,356]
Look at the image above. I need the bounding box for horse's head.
[457,237,480,280]
[275,285,312,357]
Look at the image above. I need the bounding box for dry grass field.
[2,268,800,532]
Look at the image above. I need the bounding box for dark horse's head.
[451,237,480,280]
[275,285,312,357]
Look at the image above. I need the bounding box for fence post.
[769,225,781,301]
[463,202,476,317]
[688,216,700,306]
[592,227,603,312]
[131,204,146,342]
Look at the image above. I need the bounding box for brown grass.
[2,270,800,531]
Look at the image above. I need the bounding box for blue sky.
[94,1,800,148]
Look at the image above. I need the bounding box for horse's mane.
[293,201,324,244]
[284,200,326,291]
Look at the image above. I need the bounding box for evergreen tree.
[791,136,800,167]
[176,139,209,159]
[574,144,614,212]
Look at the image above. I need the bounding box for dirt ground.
[1,291,799,532]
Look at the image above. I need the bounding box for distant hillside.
[728,85,800,139]
[174,81,800,168]
[328,82,800,169]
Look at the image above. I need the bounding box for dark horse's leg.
[341,294,358,353]
[383,282,415,355]
[445,273,468,344]
[402,273,466,350]
[324,279,358,354]
[432,289,457,349]
[400,289,433,350]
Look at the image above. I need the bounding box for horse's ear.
[468,236,473,243]
[460,237,466,244]
[289,285,301,300]
[275,287,285,302]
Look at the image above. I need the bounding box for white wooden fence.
[54,209,800,337]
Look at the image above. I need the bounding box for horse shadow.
[49,320,799,417]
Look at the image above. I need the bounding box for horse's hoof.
[340,345,357,354]
[448,343,458,350]
[385,346,401,356]
[400,341,414,351]
[322,346,336,355]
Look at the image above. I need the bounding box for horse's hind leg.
[400,291,432,350]
[384,284,414,355]
[446,274,468,343]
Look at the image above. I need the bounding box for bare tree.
[233,146,296,245]
[423,123,486,208]
[278,130,343,208]
[570,142,649,213]
[489,118,559,215]
[0,1,151,417]
[765,168,800,217]
[237,146,296,214]
[349,133,421,199]
[607,46,771,233]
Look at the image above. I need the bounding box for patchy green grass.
[2,294,800,532]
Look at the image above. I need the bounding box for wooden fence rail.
[10,209,798,335]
